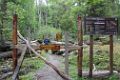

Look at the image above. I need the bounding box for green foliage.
[69,44,120,80]
[94,50,109,69]
[37,25,61,39]
[20,57,44,80]
[86,0,106,16]
[0,0,120,41]
[0,0,37,42]
[20,72,35,80]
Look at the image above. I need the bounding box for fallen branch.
[0,72,13,80]
[0,50,22,58]
[0,68,29,80]
[12,46,27,80]
[17,31,71,80]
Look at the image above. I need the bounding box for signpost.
[84,17,118,77]
[84,17,118,35]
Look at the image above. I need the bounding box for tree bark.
[0,72,13,80]
[64,31,69,75]
[0,50,21,58]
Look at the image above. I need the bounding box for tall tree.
[0,0,7,45]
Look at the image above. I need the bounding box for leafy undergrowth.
[19,51,47,80]
[3,51,46,80]
[4,57,44,80]
[69,43,120,80]
[19,57,44,80]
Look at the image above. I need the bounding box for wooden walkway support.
[77,16,83,77]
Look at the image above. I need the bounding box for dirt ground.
[35,54,64,80]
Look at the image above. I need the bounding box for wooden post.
[77,16,83,77]
[109,35,113,74]
[12,14,18,70]
[89,35,93,77]
[65,31,69,75]
[12,46,27,80]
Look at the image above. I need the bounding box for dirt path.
[35,54,64,80]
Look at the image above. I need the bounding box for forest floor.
[35,54,63,80]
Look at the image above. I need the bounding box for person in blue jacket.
[44,38,50,45]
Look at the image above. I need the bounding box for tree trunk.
[0,49,22,58]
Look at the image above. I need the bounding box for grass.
[2,57,44,80]
[19,72,36,80]
[69,42,120,80]
[18,51,48,80]
[3,56,44,80]
[19,57,44,80]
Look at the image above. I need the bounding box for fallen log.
[0,67,29,80]
[17,31,71,80]
[12,46,27,80]
[0,44,34,58]
[0,72,13,80]
[0,50,22,58]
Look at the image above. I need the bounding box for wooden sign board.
[84,17,118,35]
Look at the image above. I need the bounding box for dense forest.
[0,0,120,45]
[0,0,120,80]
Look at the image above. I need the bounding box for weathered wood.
[17,31,71,80]
[0,72,13,80]
[0,50,21,58]
[109,35,113,74]
[12,14,18,70]
[64,31,69,75]
[83,70,119,78]
[0,68,29,80]
[77,16,83,77]
[89,35,93,77]
[0,44,11,52]
[0,44,25,58]
[12,46,27,80]
[51,41,87,51]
